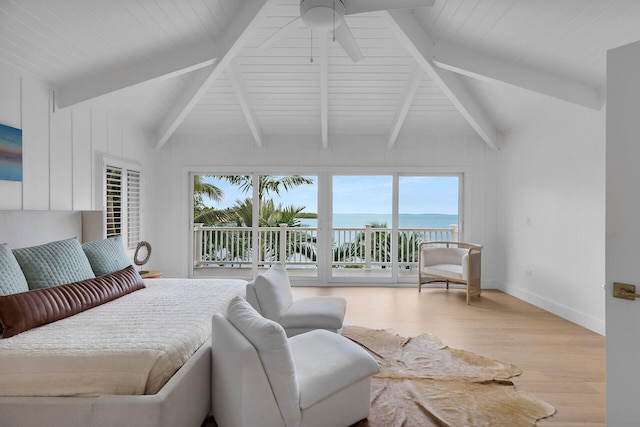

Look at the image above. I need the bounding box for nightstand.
[140,270,162,279]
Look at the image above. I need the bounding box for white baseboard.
[499,281,605,335]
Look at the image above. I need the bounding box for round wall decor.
[134,241,152,270]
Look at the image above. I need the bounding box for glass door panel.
[192,174,254,279]
[397,175,460,280]
[257,175,318,279]
[331,175,393,279]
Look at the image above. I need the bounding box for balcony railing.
[194,223,458,271]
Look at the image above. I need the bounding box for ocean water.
[301,213,458,229]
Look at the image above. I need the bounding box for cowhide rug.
[343,326,556,427]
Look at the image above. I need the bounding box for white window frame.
[97,154,142,250]
[189,167,468,285]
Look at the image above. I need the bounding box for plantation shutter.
[105,166,123,238]
[127,169,141,250]
[103,159,142,248]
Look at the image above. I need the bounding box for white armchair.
[246,263,346,337]
[418,241,483,304]
[211,296,379,427]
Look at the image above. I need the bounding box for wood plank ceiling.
[2,0,640,149]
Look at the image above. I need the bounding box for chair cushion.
[289,329,379,410]
[226,296,301,427]
[423,264,464,281]
[422,247,467,266]
[279,296,346,331]
[245,280,263,314]
[253,264,294,322]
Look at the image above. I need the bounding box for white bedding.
[0,277,246,397]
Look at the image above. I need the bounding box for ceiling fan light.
[301,0,345,32]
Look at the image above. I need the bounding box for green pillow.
[0,243,29,296]
[13,238,95,290]
[82,235,132,276]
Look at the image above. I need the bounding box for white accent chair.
[246,263,346,337]
[418,241,483,304]
[212,296,379,427]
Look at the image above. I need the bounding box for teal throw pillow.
[82,235,132,276]
[13,238,96,290]
[0,243,29,296]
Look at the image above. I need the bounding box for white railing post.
[364,224,372,271]
[279,224,288,264]
[450,224,459,242]
[194,223,204,267]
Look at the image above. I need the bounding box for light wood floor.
[291,286,606,426]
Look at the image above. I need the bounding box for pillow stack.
[0,235,141,337]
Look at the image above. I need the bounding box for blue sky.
[201,175,458,215]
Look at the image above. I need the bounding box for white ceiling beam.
[345,0,435,15]
[55,40,219,109]
[383,10,500,151]
[227,59,263,148]
[319,33,329,149]
[431,39,602,111]
[154,0,273,149]
[388,64,422,148]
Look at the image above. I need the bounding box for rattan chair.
[418,241,483,304]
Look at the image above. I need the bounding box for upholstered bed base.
[0,342,212,427]
[0,210,214,427]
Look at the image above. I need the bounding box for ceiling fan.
[260,0,435,62]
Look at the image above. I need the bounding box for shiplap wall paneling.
[107,116,123,158]
[50,104,73,210]
[21,76,50,210]
[72,108,93,210]
[90,109,108,156]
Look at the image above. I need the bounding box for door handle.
[613,282,640,301]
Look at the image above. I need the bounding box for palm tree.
[194,175,223,203]
[333,222,418,269]
[195,175,315,267]
[215,175,314,208]
[196,175,314,226]
[194,175,226,224]
[230,198,316,263]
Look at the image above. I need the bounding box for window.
[102,157,142,250]
[191,171,462,284]
[191,174,318,279]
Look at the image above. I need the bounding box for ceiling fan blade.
[259,17,302,50]
[334,21,364,62]
[345,0,435,15]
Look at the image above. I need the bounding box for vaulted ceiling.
[2,0,640,150]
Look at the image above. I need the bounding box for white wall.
[605,39,640,426]
[0,62,155,243]
[497,103,606,334]
[151,132,499,284]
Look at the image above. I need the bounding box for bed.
[0,210,246,427]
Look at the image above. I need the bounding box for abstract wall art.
[0,124,22,182]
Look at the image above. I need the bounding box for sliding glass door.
[192,172,461,283]
[331,175,393,279]
[192,174,318,279]
[256,175,318,279]
[397,175,460,279]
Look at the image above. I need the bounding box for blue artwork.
[0,124,22,182]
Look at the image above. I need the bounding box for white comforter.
[0,277,246,397]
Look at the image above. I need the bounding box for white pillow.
[253,263,293,321]
[226,296,301,427]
